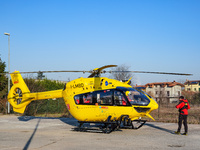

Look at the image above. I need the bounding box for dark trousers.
[177,114,188,133]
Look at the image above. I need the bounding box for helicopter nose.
[150,99,159,111]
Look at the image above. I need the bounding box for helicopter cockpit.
[116,87,150,106]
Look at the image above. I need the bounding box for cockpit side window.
[126,89,150,106]
[114,90,130,106]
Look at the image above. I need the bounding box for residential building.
[184,80,200,92]
[145,81,183,103]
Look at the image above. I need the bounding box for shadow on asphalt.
[145,123,175,134]
[22,118,41,150]
[18,116,122,134]
[18,116,78,127]
[18,116,79,150]
[18,116,175,149]
[18,117,176,135]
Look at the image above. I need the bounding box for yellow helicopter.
[7,65,192,133]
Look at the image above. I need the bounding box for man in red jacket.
[175,96,190,135]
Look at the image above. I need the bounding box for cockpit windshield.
[117,87,150,106]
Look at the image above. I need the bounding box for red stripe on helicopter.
[100,106,108,109]
[14,81,19,84]
[67,104,70,110]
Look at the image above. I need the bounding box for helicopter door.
[111,90,133,119]
[113,90,131,106]
[96,90,113,106]
[94,90,113,119]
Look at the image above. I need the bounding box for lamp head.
[4,32,10,36]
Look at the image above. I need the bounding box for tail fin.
[8,71,63,114]
[8,71,32,113]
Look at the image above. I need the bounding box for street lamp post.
[4,32,10,114]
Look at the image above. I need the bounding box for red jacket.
[176,99,190,115]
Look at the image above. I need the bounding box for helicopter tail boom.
[8,71,63,113]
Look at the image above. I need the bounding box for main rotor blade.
[0,68,192,76]
[88,65,117,77]
[0,70,92,75]
[97,65,117,71]
[108,71,192,76]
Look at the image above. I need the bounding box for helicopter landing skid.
[75,121,119,134]
[118,115,147,130]
[75,116,119,134]
[131,119,147,129]
[74,116,147,133]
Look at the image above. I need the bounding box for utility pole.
[4,32,10,114]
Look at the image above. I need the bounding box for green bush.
[23,78,68,116]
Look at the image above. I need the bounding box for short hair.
[179,96,184,99]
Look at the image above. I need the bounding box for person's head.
[179,96,184,100]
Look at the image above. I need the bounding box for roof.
[184,80,200,85]
[145,81,184,87]
[134,85,146,90]
[134,85,146,88]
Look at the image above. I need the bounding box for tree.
[192,92,200,105]
[23,78,46,115]
[110,64,134,85]
[37,72,45,80]
[182,90,200,106]
[0,57,8,114]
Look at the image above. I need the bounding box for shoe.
[174,131,180,135]
[182,133,188,135]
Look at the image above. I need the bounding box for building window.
[155,91,158,95]
[178,91,180,96]
[188,88,190,91]
[194,88,196,91]
[167,91,170,96]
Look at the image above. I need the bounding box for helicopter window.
[74,95,80,104]
[74,93,94,105]
[114,90,129,106]
[93,90,113,105]
[126,89,150,106]
[83,93,93,104]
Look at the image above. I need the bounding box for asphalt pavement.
[0,115,200,150]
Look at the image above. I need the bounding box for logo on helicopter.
[105,81,108,86]
[70,83,84,89]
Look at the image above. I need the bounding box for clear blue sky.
[0,0,199,84]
